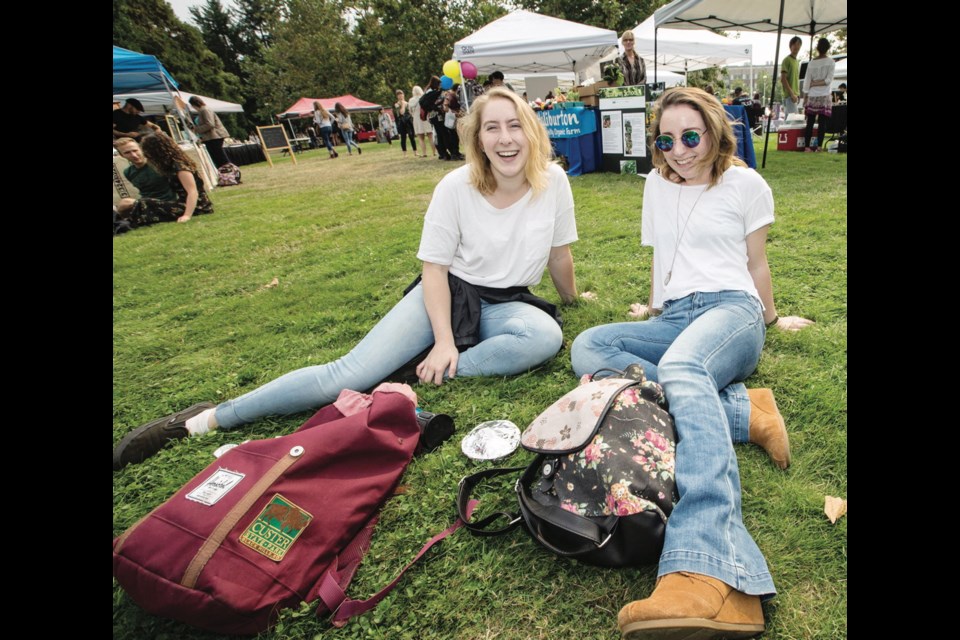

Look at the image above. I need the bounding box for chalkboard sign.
[255,125,296,166]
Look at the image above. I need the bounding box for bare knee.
[117,198,136,214]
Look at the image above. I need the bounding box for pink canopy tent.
[279,95,381,118]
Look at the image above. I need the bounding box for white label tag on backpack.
[186,468,245,506]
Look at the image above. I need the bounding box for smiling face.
[622,31,635,54]
[658,104,712,185]
[479,97,529,184]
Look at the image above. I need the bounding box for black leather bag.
[456,365,679,567]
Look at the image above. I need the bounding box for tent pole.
[761,0,788,170]
[654,26,658,83]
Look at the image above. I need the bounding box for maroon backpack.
[113,385,470,635]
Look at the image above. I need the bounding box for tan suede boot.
[618,572,764,639]
[747,388,791,469]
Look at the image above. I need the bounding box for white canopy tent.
[653,0,847,35]
[833,57,846,79]
[632,14,752,76]
[453,10,618,80]
[653,0,847,167]
[113,91,244,116]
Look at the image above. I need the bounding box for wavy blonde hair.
[313,100,331,120]
[460,88,552,195]
[648,86,745,187]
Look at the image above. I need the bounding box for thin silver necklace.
[664,184,707,286]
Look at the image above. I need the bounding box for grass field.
[113,135,847,639]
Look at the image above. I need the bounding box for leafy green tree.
[235,0,284,50]
[190,0,244,78]
[244,0,356,121]
[113,0,241,101]
[113,0,243,134]
[351,0,506,109]
[515,0,668,33]
[686,66,729,96]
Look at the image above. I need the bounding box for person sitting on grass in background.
[113,87,586,470]
[570,87,813,639]
[115,137,179,224]
[114,136,213,227]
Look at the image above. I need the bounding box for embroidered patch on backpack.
[239,494,313,561]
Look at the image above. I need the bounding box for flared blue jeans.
[571,290,775,597]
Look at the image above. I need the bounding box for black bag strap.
[456,466,526,536]
[515,475,620,557]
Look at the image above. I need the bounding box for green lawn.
[113,138,847,639]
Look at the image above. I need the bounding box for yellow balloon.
[443,60,461,80]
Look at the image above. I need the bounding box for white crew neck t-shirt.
[642,166,774,309]
[417,163,578,288]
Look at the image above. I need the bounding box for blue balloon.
[440,75,453,90]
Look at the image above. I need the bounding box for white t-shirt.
[642,166,774,309]
[417,163,578,288]
[314,111,332,128]
[803,57,836,98]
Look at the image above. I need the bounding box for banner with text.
[537,107,597,139]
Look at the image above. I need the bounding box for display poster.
[601,111,623,155]
[622,113,646,157]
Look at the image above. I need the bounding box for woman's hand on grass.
[773,315,815,331]
[417,343,459,385]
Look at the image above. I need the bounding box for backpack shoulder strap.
[318,502,477,627]
[456,465,527,535]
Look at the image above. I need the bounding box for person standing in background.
[313,101,339,159]
[379,108,395,146]
[410,85,436,158]
[779,36,802,115]
[616,29,646,86]
[394,89,418,157]
[801,38,836,152]
[113,98,162,140]
[187,96,231,168]
[333,102,362,156]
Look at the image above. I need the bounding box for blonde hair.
[313,101,331,120]
[648,86,745,187]
[114,137,138,150]
[460,88,552,195]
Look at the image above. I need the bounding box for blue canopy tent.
[113,46,219,190]
[113,46,179,94]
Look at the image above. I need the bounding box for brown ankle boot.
[618,572,764,639]
[747,388,791,469]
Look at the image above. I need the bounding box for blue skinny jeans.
[215,284,563,429]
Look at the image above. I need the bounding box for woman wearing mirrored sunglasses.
[571,87,813,640]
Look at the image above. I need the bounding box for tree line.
[114,0,668,136]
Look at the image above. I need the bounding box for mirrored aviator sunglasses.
[655,130,704,152]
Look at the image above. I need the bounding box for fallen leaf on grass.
[261,277,279,289]
[824,496,847,524]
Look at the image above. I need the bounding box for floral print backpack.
[457,365,678,567]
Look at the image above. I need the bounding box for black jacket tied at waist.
[404,273,562,350]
